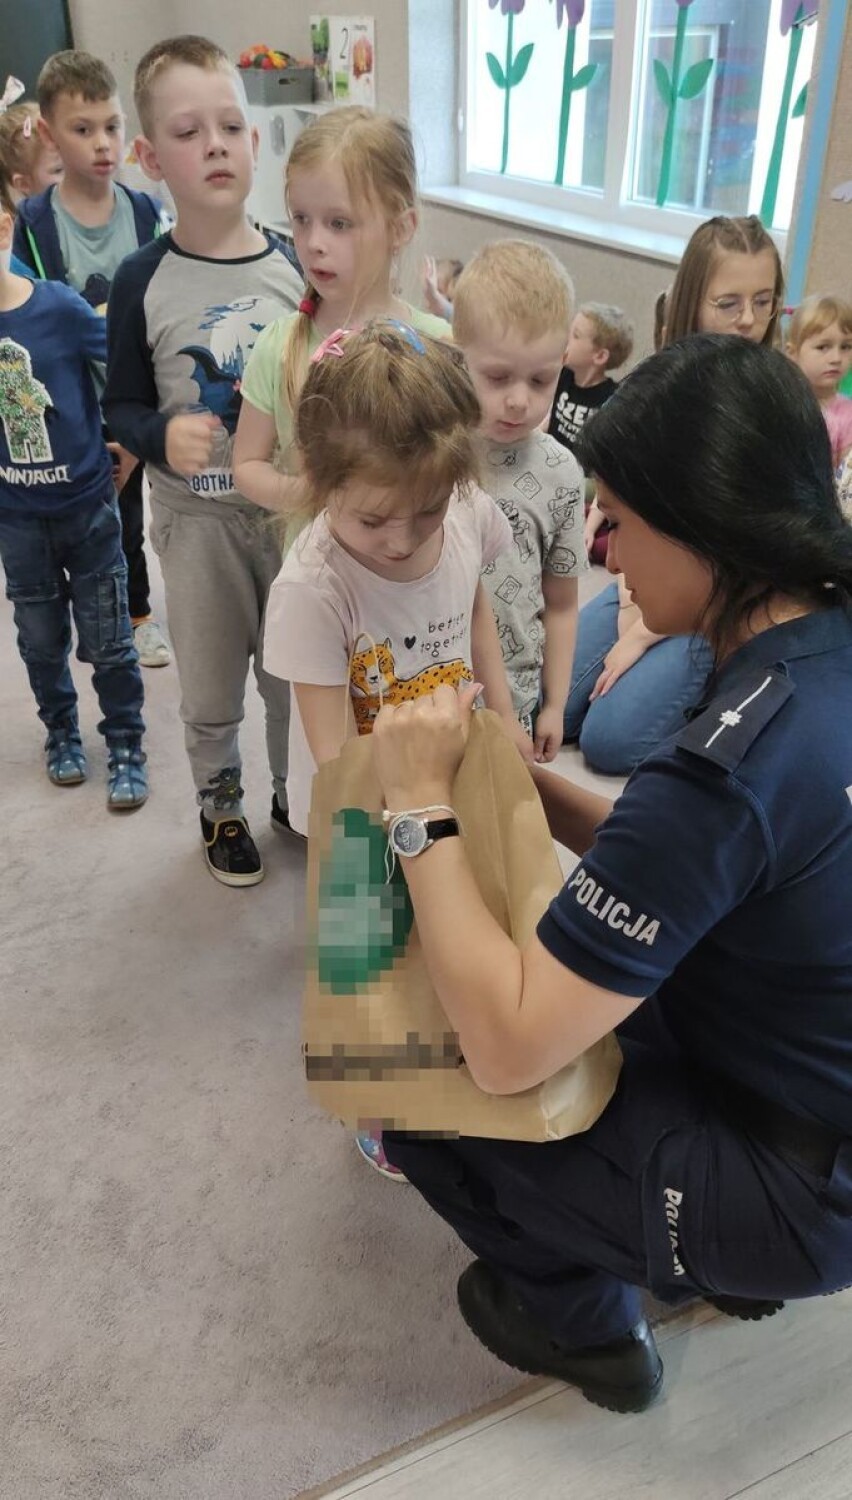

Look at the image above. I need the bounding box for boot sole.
[108,794,148,811]
[707,1296,784,1322]
[457,1288,664,1414]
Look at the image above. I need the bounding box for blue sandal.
[45,733,88,786]
[106,741,149,810]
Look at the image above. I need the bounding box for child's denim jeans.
[0,491,145,744]
[563,581,712,774]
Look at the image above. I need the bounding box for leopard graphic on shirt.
[349,638,472,732]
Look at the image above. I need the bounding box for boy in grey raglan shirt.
[453,241,587,762]
[105,35,302,887]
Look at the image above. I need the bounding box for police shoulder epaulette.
[676,666,793,772]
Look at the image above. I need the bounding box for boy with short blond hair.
[549,300,633,454]
[12,48,171,668]
[104,35,302,887]
[454,239,587,763]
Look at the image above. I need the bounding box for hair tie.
[383,318,426,354]
[311,328,350,364]
[299,295,318,317]
[0,76,25,115]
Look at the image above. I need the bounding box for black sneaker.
[457,1261,663,1413]
[271,794,306,841]
[200,810,264,887]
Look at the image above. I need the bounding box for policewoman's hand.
[372,681,482,813]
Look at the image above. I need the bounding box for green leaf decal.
[509,42,534,88]
[317,808,413,994]
[653,58,673,109]
[791,80,808,119]
[571,61,598,92]
[678,56,714,101]
[486,51,507,90]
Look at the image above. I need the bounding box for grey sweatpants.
[149,494,289,818]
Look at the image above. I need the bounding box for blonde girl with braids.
[234,107,449,515]
[0,101,62,218]
[263,322,528,1173]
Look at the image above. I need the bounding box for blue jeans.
[562,582,712,774]
[0,493,145,744]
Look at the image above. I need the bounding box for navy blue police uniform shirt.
[538,606,852,1135]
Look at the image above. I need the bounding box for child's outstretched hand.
[422,256,452,321]
[533,703,563,763]
[165,412,221,476]
[590,632,651,700]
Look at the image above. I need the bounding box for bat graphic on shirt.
[178,345,243,432]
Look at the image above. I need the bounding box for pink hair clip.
[311,328,350,364]
[22,114,33,139]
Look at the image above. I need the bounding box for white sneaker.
[134,619,171,668]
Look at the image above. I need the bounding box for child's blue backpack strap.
[10,251,35,280]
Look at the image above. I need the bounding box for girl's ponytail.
[281,290,319,419]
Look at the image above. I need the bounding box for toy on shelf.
[237,45,314,103]
[238,44,300,71]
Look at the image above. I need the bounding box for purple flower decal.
[489,0,525,13]
[780,0,817,33]
[552,0,585,26]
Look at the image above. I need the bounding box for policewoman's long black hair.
[575,334,852,655]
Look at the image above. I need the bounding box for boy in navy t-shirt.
[13,49,170,669]
[0,210,147,806]
[548,302,634,564]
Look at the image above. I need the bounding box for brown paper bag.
[304,709,622,1140]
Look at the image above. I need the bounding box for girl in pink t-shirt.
[263,320,529,1178]
[786,294,852,470]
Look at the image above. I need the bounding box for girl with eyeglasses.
[561,217,784,775]
[664,214,783,347]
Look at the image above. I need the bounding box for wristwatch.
[384,809,461,859]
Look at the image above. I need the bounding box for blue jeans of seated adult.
[0,492,145,744]
[562,581,712,775]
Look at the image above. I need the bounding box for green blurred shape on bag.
[317,807,413,994]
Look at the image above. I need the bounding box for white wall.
[72,0,813,362]
[69,0,409,131]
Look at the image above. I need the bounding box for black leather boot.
[457,1261,663,1413]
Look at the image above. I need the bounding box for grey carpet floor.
[0,551,522,1499]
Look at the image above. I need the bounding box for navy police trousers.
[385,1009,852,1348]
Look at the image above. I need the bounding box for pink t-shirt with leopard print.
[264,487,511,834]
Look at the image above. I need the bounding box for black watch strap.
[425,817,460,845]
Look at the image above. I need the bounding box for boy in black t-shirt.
[548,302,634,562]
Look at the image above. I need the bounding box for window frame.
[457,0,810,253]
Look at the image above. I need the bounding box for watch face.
[391,816,428,857]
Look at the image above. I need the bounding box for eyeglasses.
[705,293,779,325]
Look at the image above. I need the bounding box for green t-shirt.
[240,305,451,470]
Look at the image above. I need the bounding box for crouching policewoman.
[369,334,852,1414]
